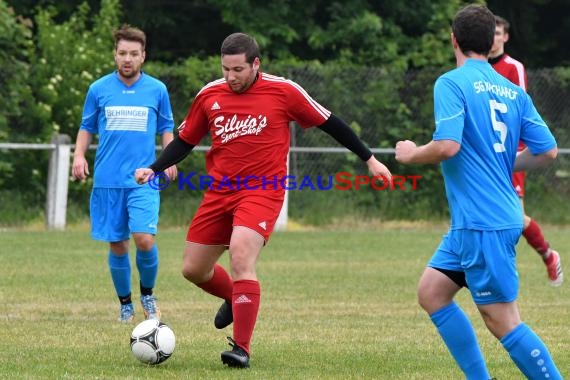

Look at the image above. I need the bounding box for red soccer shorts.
[187,189,285,245]
[512,171,526,197]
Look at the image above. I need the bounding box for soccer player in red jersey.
[489,15,563,286]
[135,32,392,368]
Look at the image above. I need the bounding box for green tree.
[205,0,478,70]
[0,0,37,142]
[7,0,570,67]
[32,0,120,139]
[205,0,317,59]
[0,0,42,195]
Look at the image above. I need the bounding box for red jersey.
[490,53,527,91]
[491,53,527,152]
[179,72,331,190]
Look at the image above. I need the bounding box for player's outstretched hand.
[135,168,154,185]
[395,140,417,164]
[366,155,392,186]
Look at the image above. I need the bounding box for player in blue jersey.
[395,5,562,379]
[72,25,177,323]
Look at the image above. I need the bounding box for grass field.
[1,223,568,379]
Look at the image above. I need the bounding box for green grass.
[1,224,569,379]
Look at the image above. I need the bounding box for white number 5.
[490,99,508,152]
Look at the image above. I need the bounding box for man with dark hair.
[490,14,563,286]
[395,5,562,379]
[135,32,392,368]
[72,24,177,323]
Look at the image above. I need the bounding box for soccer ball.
[130,319,176,365]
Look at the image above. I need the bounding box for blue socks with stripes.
[431,303,562,379]
[501,323,562,379]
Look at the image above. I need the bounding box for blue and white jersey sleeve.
[519,95,556,155]
[433,77,465,144]
[156,83,175,136]
[80,87,100,134]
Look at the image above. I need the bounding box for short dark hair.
[220,33,260,64]
[495,15,510,33]
[452,4,495,56]
[113,24,146,50]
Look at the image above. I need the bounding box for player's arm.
[72,130,93,180]
[318,114,372,161]
[135,136,195,184]
[150,135,194,171]
[160,131,178,180]
[395,139,460,165]
[318,114,392,180]
[161,131,174,148]
[514,146,557,172]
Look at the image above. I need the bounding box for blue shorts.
[90,186,159,242]
[428,228,522,305]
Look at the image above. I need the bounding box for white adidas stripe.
[262,73,331,120]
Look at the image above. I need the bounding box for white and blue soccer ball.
[130,319,175,365]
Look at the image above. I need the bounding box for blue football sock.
[501,323,562,379]
[108,251,131,300]
[136,244,159,290]
[430,302,490,380]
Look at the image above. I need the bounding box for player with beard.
[72,24,177,323]
[135,32,392,368]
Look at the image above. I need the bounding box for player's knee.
[133,233,155,251]
[417,285,448,314]
[181,264,206,284]
[181,265,196,282]
[229,254,255,279]
[110,240,129,254]
[479,308,520,339]
[417,289,431,312]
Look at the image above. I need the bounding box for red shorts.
[512,171,526,197]
[187,189,285,245]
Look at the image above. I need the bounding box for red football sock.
[196,264,233,301]
[232,279,260,355]
[522,219,550,256]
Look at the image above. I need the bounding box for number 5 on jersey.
[490,99,508,153]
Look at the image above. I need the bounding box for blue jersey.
[80,71,174,188]
[433,59,556,230]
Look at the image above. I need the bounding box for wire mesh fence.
[283,67,569,224]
